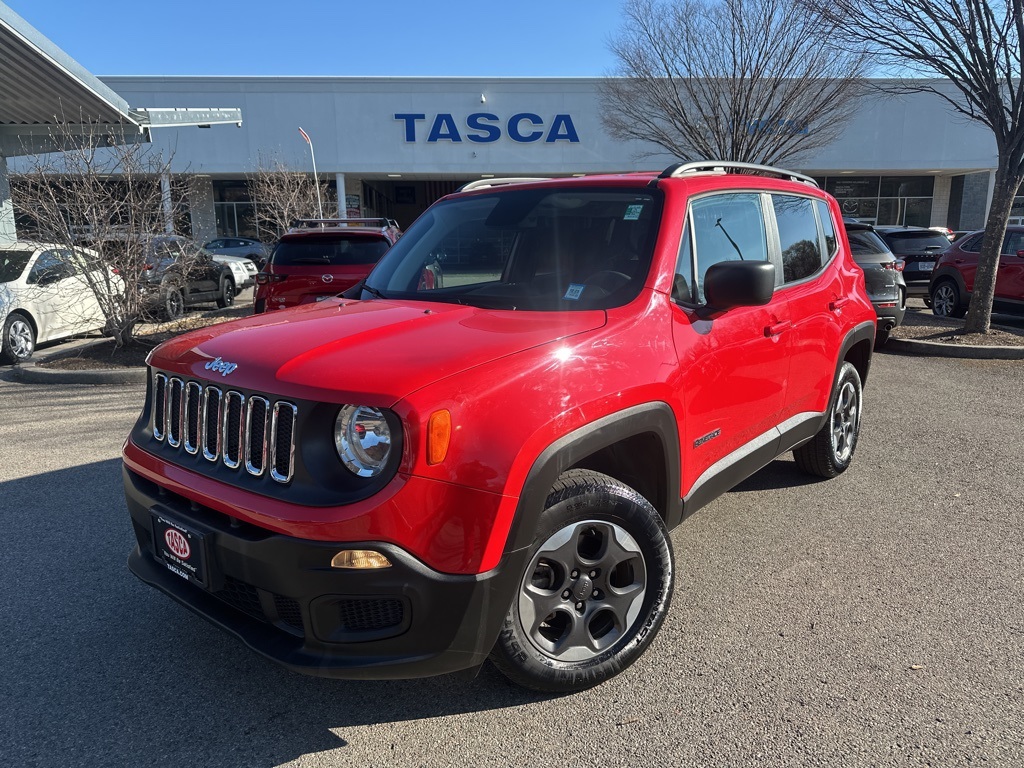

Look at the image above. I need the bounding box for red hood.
[149,298,606,404]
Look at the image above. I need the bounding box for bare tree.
[12,121,185,347]
[601,0,870,166]
[247,156,332,241]
[803,0,1023,335]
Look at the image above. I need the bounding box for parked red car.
[930,226,1024,317]
[253,218,401,313]
[124,163,876,693]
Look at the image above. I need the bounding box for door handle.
[764,320,791,337]
[954,258,965,264]
[829,297,850,312]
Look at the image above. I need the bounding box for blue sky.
[10,1,625,77]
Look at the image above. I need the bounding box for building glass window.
[820,175,934,227]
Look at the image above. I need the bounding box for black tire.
[931,279,966,318]
[0,312,36,364]
[163,286,185,321]
[490,469,674,693]
[217,278,235,308]
[793,361,863,478]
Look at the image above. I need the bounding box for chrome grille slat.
[183,382,203,455]
[270,403,298,483]
[166,378,184,448]
[153,373,168,440]
[150,371,297,484]
[222,391,245,469]
[245,397,269,476]
[202,386,222,461]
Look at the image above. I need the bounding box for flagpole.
[298,126,324,220]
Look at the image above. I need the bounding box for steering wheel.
[584,270,631,293]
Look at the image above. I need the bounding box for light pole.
[298,126,324,220]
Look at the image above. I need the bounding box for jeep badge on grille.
[204,357,238,376]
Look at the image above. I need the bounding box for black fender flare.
[502,401,683,559]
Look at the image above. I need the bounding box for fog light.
[331,550,392,569]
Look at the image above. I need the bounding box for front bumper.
[124,465,526,679]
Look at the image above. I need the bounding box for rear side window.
[272,235,391,267]
[846,230,890,256]
[690,193,769,303]
[815,200,838,257]
[773,195,822,283]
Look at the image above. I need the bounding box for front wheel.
[793,361,863,478]
[1,312,36,364]
[490,469,673,693]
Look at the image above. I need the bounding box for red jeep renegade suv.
[124,163,876,693]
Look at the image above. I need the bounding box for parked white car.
[0,243,111,364]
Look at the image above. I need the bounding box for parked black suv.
[137,236,235,319]
[874,226,950,296]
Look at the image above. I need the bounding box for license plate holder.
[917,261,935,272]
[151,510,210,588]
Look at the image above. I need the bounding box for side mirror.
[1016,250,1024,258]
[702,261,775,312]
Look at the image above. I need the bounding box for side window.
[773,195,823,283]
[672,224,693,303]
[815,200,838,257]
[691,193,768,303]
[27,250,68,285]
[1004,231,1024,255]
[962,234,984,253]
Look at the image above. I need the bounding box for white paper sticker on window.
[624,204,644,221]
[564,283,585,300]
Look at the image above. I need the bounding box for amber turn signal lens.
[427,409,452,465]
[331,550,392,569]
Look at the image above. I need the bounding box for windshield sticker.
[624,204,644,221]
[564,284,585,301]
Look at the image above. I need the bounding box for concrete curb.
[887,337,1024,360]
[10,359,148,385]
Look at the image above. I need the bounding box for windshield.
[362,187,662,310]
[272,234,391,266]
[0,250,33,283]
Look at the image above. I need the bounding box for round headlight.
[334,405,392,477]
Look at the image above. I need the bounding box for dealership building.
[85,75,1009,244]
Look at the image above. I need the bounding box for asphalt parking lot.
[1,350,1022,767]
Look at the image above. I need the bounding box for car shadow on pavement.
[0,459,550,768]
[729,457,827,493]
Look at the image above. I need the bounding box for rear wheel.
[931,279,966,318]
[490,469,673,693]
[794,361,862,478]
[163,287,185,320]
[1,312,36,364]
[217,278,235,308]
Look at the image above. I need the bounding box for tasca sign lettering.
[395,113,580,143]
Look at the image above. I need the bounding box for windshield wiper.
[360,282,388,300]
[716,218,745,260]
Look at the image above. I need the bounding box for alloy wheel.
[8,318,34,359]
[518,520,647,662]
[933,283,956,316]
[831,380,860,463]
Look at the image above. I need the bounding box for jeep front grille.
[152,372,296,483]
